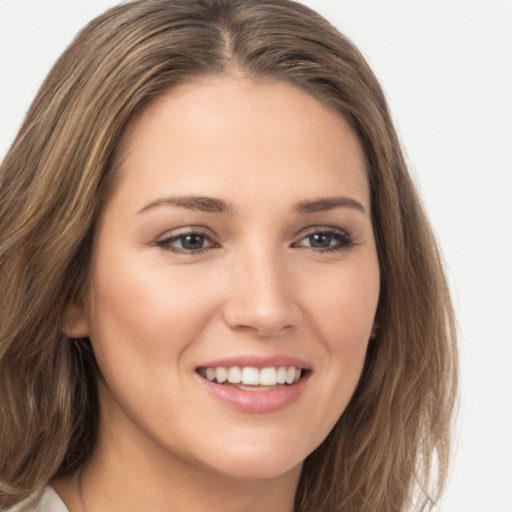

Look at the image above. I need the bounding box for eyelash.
[156,227,355,255]
[292,228,355,253]
[156,228,219,255]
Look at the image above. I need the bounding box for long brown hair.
[0,1,457,510]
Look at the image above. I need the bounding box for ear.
[370,322,379,340]
[62,303,90,338]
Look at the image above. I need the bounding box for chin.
[183,431,311,481]
[208,455,303,481]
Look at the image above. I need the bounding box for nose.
[222,246,302,338]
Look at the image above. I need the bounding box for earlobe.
[62,304,90,338]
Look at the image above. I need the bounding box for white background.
[0,1,511,511]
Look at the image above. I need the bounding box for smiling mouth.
[196,366,308,391]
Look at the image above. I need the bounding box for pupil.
[310,233,331,248]
[182,234,204,249]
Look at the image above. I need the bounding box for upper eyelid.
[294,225,351,238]
[156,225,352,240]
[157,225,216,240]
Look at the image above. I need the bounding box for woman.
[0,0,457,510]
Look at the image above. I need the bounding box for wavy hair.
[0,1,457,510]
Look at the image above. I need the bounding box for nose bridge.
[223,238,301,336]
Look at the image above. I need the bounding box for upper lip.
[197,354,312,371]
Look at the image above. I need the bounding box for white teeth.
[215,367,227,383]
[259,367,277,386]
[285,367,296,384]
[276,367,287,384]
[203,366,304,387]
[241,367,259,385]
[227,367,242,384]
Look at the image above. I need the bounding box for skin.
[55,76,380,512]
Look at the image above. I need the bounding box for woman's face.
[74,76,380,481]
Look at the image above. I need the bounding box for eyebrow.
[138,195,366,215]
[138,196,236,215]
[294,196,367,215]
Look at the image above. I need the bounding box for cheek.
[299,257,379,442]
[306,258,380,352]
[86,251,219,381]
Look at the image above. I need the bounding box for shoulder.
[0,487,69,512]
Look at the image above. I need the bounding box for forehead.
[110,75,370,213]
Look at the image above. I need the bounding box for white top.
[1,487,69,512]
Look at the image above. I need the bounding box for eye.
[156,229,219,255]
[293,228,355,253]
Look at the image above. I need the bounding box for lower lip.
[197,374,309,414]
